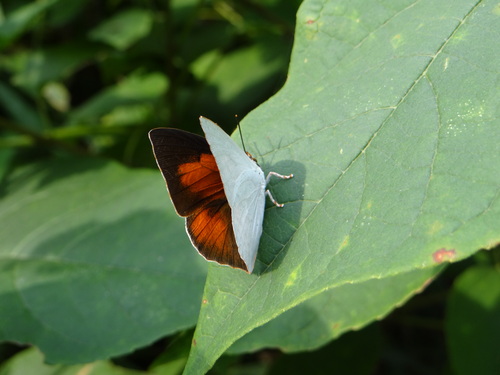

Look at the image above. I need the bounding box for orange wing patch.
[186,200,247,272]
[168,153,226,217]
[177,153,246,271]
[178,153,225,201]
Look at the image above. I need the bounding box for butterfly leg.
[265,171,294,184]
[265,171,294,207]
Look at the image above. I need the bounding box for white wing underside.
[200,117,265,273]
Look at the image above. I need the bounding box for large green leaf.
[0,158,207,363]
[228,266,440,354]
[184,0,500,373]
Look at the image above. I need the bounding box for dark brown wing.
[149,128,247,271]
[149,128,225,216]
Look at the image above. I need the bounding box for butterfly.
[149,117,293,273]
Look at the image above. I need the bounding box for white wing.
[230,169,266,272]
[200,117,266,272]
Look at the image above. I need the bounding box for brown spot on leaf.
[193,339,197,346]
[202,299,208,305]
[432,248,456,263]
[306,19,315,24]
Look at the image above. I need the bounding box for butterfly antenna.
[236,115,248,153]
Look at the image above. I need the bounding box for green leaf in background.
[67,72,168,126]
[446,266,500,375]
[6,43,100,95]
[267,324,382,375]
[0,82,43,132]
[190,38,290,124]
[184,0,500,373]
[42,81,70,112]
[0,148,15,182]
[45,0,88,28]
[88,8,153,51]
[150,331,193,375]
[0,0,60,50]
[0,158,207,363]
[101,105,153,128]
[0,347,141,375]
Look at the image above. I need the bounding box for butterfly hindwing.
[186,199,247,271]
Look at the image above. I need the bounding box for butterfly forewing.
[149,128,225,216]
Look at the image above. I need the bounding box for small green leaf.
[0,0,60,50]
[190,38,289,124]
[446,266,500,375]
[8,43,99,94]
[88,8,153,51]
[0,81,43,131]
[68,72,168,125]
[0,158,207,363]
[101,104,153,127]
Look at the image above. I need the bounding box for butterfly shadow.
[254,159,306,275]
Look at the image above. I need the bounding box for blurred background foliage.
[0,0,299,173]
[1,0,499,374]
